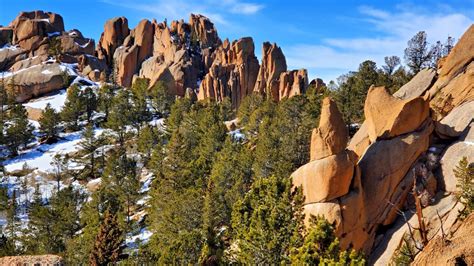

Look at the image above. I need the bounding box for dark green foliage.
[150,81,174,117]
[89,209,124,265]
[231,176,305,264]
[48,37,62,61]
[148,100,228,264]
[290,215,365,265]
[97,84,115,122]
[39,103,60,142]
[5,104,34,155]
[137,124,159,165]
[77,124,103,180]
[455,157,474,218]
[106,89,134,145]
[81,87,97,122]
[23,186,86,255]
[61,84,84,131]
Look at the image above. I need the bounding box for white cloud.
[101,0,263,26]
[285,4,473,83]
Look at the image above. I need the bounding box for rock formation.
[253,42,287,97]
[294,24,474,258]
[197,37,260,108]
[96,16,129,66]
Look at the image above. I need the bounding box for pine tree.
[150,81,174,117]
[97,84,114,122]
[106,89,133,146]
[81,87,97,122]
[454,157,474,217]
[50,154,69,192]
[4,190,20,251]
[290,216,365,265]
[39,103,60,143]
[404,31,432,74]
[230,176,304,264]
[61,84,84,131]
[77,124,102,180]
[137,124,158,165]
[89,209,124,266]
[131,78,151,134]
[6,104,34,155]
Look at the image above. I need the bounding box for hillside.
[0,10,472,265]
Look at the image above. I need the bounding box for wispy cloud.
[286,4,473,83]
[101,0,263,26]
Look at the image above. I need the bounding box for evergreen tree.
[38,103,60,143]
[4,190,20,253]
[106,89,134,146]
[404,31,432,74]
[6,104,34,155]
[80,87,97,122]
[97,84,115,122]
[51,154,69,192]
[454,157,474,217]
[131,78,151,133]
[150,81,174,117]
[61,84,84,131]
[77,124,102,180]
[290,216,365,265]
[231,176,305,264]
[89,209,124,265]
[137,124,158,165]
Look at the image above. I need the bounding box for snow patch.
[23,89,67,112]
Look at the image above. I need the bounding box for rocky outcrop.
[0,255,64,265]
[2,63,72,102]
[96,16,129,66]
[394,68,436,99]
[197,37,259,108]
[278,69,308,100]
[429,25,474,119]
[439,124,474,192]
[59,29,95,56]
[435,101,474,138]
[310,97,348,161]
[413,213,474,265]
[189,14,221,49]
[365,86,429,142]
[253,42,287,97]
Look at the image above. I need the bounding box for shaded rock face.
[198,37,260,108]
[96,16,129,66]
[253,42,287,97]
[278,69,308,100]
[189,14,221,49]
[429,24,474,119]
[435,101,474,138]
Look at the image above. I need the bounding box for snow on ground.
[23,89,67,112]
[229,129,245,140]
[4,128,104,173]
[126,228,152,248]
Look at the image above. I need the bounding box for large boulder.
[11,11,64,44]
[310,97,348,161]
[439,125,474,192]
[303,201,343,234]
[365,86,429,142]
[292,150,355,204]
[393,68,436,100]
[347,121,371,159]
[1,62,71,102]
[96,16,130,66]
[133,19,154,66]
[253,42,287,96]
[59,29,95,55]
[435,101,474,138]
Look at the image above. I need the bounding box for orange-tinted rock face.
[254,42,287,96]
[310,97,348,161]
[96,17,130,66]
[278,69,308,100]
[198,37,259,108]
[364,86,429,142]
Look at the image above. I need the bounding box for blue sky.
[1,0,473,82]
